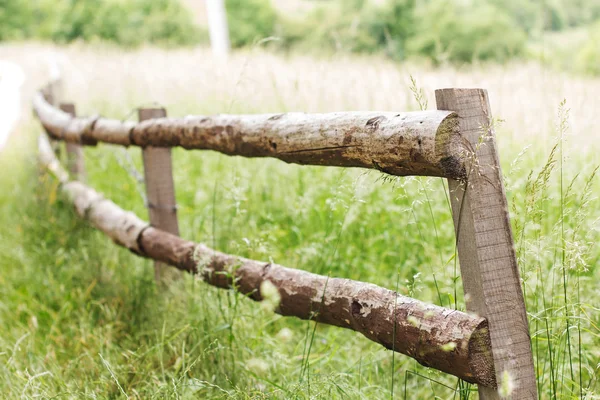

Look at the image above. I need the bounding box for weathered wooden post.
[436,89,537,399]
[59,103,85,181]
[41,81,62,155]
[138,108,180,283]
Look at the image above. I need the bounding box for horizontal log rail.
[33,92,467,179]
[38,132,494,387]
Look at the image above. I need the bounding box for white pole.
[205,0,231,59]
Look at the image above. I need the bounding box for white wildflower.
[498,369,514,398]
[275,327,293,343]
[260,280,281,312]
[246,358,269,375]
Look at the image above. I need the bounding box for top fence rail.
[33,91,467,179]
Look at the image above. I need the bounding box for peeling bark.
[142,231,494,386]
[33,92,466,179]
[38,133,494,387]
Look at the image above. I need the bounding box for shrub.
[0,0,37,40]
[359,0,415,59]
[130,0,204,46]
[276,4,371,54]
[0,0,203,46]
[406,1,526,64]
[277,0,415,58]
[575,22,600,75]
[278,0,525,64]
[225,0,277,47]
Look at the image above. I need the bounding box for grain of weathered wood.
[32,92,466,179]
[139,108,180,282]
[436,89,536,399]
[59,103,86,181]
[37,132,495,385]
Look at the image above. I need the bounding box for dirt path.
[0,61,25,152]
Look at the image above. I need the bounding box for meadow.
[0,43,598,399]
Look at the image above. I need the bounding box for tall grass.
[0,43,598,398]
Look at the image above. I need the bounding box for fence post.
[59,103,85,181]
[138,108,181,283]
[435,89,536,399]
[42,81,62,155]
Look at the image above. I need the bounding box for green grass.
[0,51,599,398]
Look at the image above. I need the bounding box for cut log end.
[435,112,467,181]
[468,319,497,387]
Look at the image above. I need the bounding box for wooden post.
[138,108,180,283]
[59,103,85,181]
[42,82,62,155]
[435,89,537,399]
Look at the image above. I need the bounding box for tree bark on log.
[33,92,466,179]
[38,133,494,387]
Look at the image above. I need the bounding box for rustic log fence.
[34,79,537,399]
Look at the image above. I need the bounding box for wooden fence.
[34,79,537,399]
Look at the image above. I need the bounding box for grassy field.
[0,43,598,399]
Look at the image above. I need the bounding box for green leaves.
[0,0,204,47]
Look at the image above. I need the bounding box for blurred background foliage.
[0,0,203,46]
[2,0,600,74]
